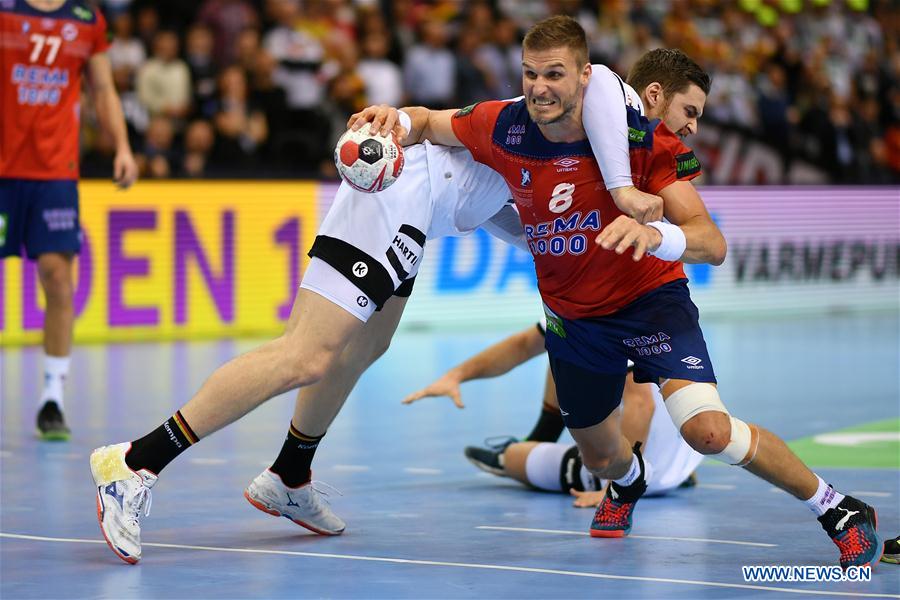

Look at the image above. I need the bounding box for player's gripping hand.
[570,488,605,508]
[609,186,663,224]
[113,148,139,189]
[347,104,408,142]
[402,373,465,409]
[595,214,663,261]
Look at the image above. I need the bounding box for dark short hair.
[626,48,711,97]
[522,15,588,67]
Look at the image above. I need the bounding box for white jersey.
[524,386,703,496]
[303,142,509,321]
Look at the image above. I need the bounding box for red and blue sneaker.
[590,442,647,538]
[818,495,883,569]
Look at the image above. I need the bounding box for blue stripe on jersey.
[492,100,593,160]
[491,99,662,160]
[3,0,97,24]
[627,106,658,150]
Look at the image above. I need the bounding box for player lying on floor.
[403,320,702,505]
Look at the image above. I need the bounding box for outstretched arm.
[402,326,546,408]
[346,104,462,147]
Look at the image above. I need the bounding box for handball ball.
[334,128,404,192]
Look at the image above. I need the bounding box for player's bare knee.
[681,411,731,455]
[38,264,73,300]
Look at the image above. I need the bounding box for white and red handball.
[334,128,404,192]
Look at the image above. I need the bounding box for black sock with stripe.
[269,422,324,488]
[125,410,198,475]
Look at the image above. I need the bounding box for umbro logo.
[553,157,579,168]
[681,356,704,369]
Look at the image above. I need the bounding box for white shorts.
[524,387,703,496]
[302,142,510,322]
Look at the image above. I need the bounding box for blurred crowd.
[79,0,900,183]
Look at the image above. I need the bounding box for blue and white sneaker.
[90,443,156,564]
[244,469,345,535]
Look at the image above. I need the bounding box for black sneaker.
[463,436,517,476]
[881,535,899,565]
[818,494,882,569]
[590,442,648,538]
[36,401,70,441]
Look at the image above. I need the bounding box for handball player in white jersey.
[403,320,704,504]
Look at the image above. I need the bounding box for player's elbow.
[709,234,727,266]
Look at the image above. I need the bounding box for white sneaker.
[90,443,156,564]
[244,469,345,535]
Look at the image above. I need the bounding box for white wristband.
[397,110,412,136]
[646,221,686,261]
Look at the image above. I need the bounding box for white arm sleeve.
[583,64,634,191]
[480,203,529,252]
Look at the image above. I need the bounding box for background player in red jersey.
[0,0,138,439]
[350,19,884,571]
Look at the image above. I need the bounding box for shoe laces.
[126,483,152,528]
[835,527,869,562]
[483,436,517,451]
[306,480,343,507]
[594,498,632,525]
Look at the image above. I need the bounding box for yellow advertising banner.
[1,181,320,344]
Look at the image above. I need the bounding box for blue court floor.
[2,313,899,598]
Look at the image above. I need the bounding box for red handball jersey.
[0,0,109,180]
[451,99,702,320]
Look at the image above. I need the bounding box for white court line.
[850,491,892,498]
[0,451,12,458]
[695,483,737,490]
[1,532,894,598]
[476,525,776,548]
[333,465,371,472]
[189,458,228,466]
[403,467,442,475]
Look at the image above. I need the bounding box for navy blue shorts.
[544,279,716,428]
[0,178,81,260]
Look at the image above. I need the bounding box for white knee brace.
[664,382,759,466]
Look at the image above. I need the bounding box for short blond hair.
[522,15,588,67]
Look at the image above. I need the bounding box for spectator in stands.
[182,119,216,178]
[197,0,260,68]
[263,0,335,166]
[137,116,178,179]
[249,50,290,163]
[107,12,145,75]
[455,28,493,106]
[211,65,268,168]
[134,5,159,51]
[357,30,403,107]
[476,16,522,99]
[404,18,455,108]
[136,30,192,124]
[184,24,218,120]
[235,26,262,77]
